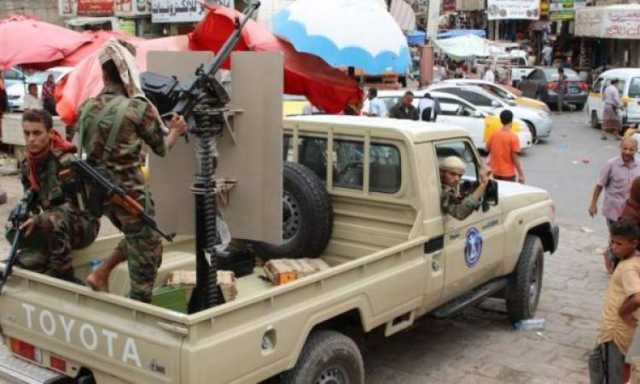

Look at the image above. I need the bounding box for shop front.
[575,4,640,69]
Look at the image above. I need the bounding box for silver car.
[428,84,553,143]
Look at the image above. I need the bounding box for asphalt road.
[0,109,624,383]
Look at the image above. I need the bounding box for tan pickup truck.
[0,115,559,384]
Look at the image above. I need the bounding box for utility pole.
[420,0,441,86]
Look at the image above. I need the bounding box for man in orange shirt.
[487,110,525,183]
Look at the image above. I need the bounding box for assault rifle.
[0,190,36,294]
[59,160,175,242]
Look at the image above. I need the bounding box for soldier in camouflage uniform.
[5,109,99,282]
[77,40,187,303]
[439,156,491,221]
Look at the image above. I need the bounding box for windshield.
[629,78,640,98]
[481,84,515,100]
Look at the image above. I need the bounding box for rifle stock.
[64,160,176,242]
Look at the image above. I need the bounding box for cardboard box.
[263,258,330,285]
[166,270,238,302]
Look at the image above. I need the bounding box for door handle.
[424,236,444,254]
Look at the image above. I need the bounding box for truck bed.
[0,193,425,383]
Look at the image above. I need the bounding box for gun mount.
[141,2,260,312]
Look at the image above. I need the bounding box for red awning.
[0,16,92,70]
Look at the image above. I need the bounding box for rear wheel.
[282,330,364,384]
[591,110,601,129]
[506,235,544,322]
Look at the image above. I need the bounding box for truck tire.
[506,235,544,322]
[281,330,364,384]
[254,162,333,260]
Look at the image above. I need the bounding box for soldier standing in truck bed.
[76,39,187,303]
[5,109,99,282]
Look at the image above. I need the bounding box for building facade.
[1,0,65,25]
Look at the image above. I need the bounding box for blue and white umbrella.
[271,0,411,75]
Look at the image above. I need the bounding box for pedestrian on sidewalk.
[362,87,387,117]
[486,110,525,183]
[41,74,56,116]
[603,79,624,140]
[389,91,418,120]
[557,67,567,113]
[588,219,640,384]
[23,83,42,110]
[589,138,640,228]
[483,66,496,83]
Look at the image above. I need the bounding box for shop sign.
[59,0,78,17]
[77,0,114,16]
[575,5,640,39]
[119,19,137,35]
[549,0,585,21]
[487,0,541,20]
[151,0,234,23]
[115,0,151,16]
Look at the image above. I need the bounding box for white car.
[378,90,532,152]
[586,68,640,129]
[6,66,73,111]
[428,83,553,143]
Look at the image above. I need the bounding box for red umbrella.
[190,5,361,114]
[0,16,92,70]
[56,35,190,125]
[59,30,143,67]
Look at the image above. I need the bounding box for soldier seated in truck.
[439,155,491,221]
[5,109,99,283]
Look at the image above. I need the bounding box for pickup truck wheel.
[254,162,333,259]
[506,235,544,322]
[282,330,364,384]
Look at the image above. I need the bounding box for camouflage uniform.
[5,150,100,280]
[76,83,166,302]
[440,184,481,221]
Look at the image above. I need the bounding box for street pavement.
[0,110,620,383]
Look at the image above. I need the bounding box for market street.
[0,110,618,383]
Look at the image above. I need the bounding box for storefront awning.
[433,34,490,60]
[575,4,640,40]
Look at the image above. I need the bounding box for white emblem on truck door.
[21,303,142,368]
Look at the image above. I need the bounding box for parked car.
[441,78,550,112]
[5,66,73,112]
[3,67,27,111]
[586,68,640,129]
[518,67,589,110]
[428,84,553,143]
[377,90,532,152]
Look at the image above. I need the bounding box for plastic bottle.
[513,318,545,331]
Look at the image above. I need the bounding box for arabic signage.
[115,0,151,16]
[549,0,585,21]
[575,5,640,40]
[487,0,541,20]
[151,0,234,23]
[59,0,78,17]
[78,0,114,16]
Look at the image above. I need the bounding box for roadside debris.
[513,318,545,331]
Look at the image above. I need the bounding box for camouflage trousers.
[105,192,162,303]
[5,204,100,280]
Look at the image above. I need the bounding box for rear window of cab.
[283,135,402,194]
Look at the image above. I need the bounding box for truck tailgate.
[0,272,185,384]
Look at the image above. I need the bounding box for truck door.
[434,140,504,301]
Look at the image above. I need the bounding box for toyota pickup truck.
[0,115,559,384]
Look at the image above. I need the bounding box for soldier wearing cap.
[440,156,491,220]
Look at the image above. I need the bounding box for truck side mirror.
[482,180,499,212]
